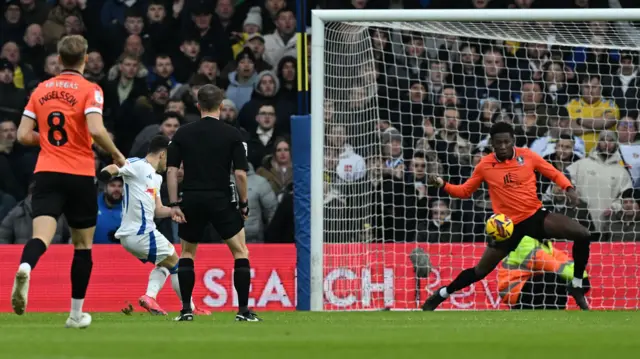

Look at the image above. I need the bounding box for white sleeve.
[155,175,163,199]
[118,161,139,178]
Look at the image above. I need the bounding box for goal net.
[315,10,640,311]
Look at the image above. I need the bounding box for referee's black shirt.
[167,116,249,193]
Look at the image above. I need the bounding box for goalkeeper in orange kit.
[423,122,592,311]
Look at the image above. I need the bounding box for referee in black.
[166,84,260,322]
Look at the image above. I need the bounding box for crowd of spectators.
[0,0,639,246]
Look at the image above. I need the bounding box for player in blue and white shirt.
[99,135,210,316]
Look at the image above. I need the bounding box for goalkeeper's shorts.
[488,208,550,252]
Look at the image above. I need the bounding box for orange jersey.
[23,70,103,177]
[443,147,573,224]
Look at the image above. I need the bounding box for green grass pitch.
[0,311,638,359]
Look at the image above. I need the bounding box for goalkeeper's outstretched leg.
[422,209,591,311]
[422,246,506,311]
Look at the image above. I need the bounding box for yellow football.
[486,213,514,242]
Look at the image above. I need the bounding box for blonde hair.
[57,35,88,68]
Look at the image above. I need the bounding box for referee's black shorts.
[31,172,98,229]
[488,208,550,253]
[178,191,243,242]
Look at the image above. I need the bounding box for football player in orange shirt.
[12,35,125,328]
[422,122,591,311]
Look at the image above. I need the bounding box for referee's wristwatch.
[239,200,249,217]
[168,202,180,207]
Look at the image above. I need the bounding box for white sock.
[146,267,170,298]
[18,263,32,274]
[170,273,195,310]
[572,278,583,288]
[70,298,84,320]
[439,287,450,298]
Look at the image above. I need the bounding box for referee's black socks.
[178,258,195,312]
[234,258,251,314]
[19,238,48,271]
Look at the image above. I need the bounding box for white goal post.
[310,8,640,311]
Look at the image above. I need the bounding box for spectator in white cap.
[232,7,263,58]
[244,6,262,34]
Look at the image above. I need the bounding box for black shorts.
[178,191,243,243]
[31,172,97,229]
[488,208,550,253]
